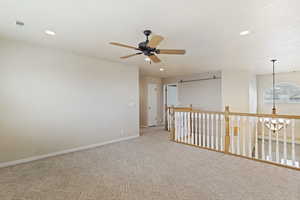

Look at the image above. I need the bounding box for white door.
[148,83,158,126]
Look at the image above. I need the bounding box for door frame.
[147,83,158,127]
[163,83,179,127]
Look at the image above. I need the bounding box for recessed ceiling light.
[240,30,250,36]
[159,68,165,72]
[144,57,151,62]
[45,30,56,36]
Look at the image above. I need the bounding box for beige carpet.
[0,127,300,200]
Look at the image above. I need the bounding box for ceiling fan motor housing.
[138,42,156,56]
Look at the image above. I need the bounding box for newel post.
[224,106,230,153]
[170,105,175,141]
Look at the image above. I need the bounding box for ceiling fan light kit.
[109,30,186,63]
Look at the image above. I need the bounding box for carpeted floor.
[1,126,300,200]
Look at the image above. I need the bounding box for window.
[264,82,300,104]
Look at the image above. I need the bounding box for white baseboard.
[0,135,139,168]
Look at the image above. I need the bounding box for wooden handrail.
[173,108,224,114]
[170,107,300,120]
[168,105,300,170]
[229,112,300,120]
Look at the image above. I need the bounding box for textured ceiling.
[0,0,300,77]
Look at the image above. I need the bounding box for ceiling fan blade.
[148,55,161,63]
[120,53,142,59]
[157,49,186,55]
[109,42,139,50]
[148,35,164,48]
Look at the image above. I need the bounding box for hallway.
[1,127,300,200]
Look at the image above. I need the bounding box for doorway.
[163,84,178,127]
[147,83,158,126]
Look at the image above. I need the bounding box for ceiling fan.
[109,30,186,63]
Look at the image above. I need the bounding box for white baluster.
[177,112,180,142]
[283,119,287,165]
[168,110,171,131]
[187,112,191,144]
[196,113,198,145]
[242,117,246,156]
[248,117,252,157]
[220,115,224,151]
[216,114,219,151]
[182,112,185,143]
[199,113,202,146]
[204,113,207,147]
[178,112,181,142]
[261,118,265,160]
[179,112,182,142]
[167,110,169,131]
[186,112,189,143]
[191,112,194,145]
[189,112,193,144]
[182,112,187,143]
[185,112,188,144]
[268,120,272,161]
[207,114,211,148]
[195,112,197,145]
[194,112,197,145]
[211,114,214,149]
[175,112,177,141]
[275,119,280,163]
[194,112,196,145]
[196,113,199,146]
[190,112,193,145]
[201,113,203,146]
[255,117,258,159]
[237,116,241,155]
[291,119,296,166]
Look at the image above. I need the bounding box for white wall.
[178,79,222,111]
[0,39,139,164]
[222,70,257,113]
[163,72,222,111]
[257,71,300,115]
[249,76,257,113]
[139,76,163,127]
[167,85,178,106]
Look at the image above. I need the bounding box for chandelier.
[261,59,290,133]
[262,118,289,133]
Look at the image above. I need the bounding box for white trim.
[0,135,139,168]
